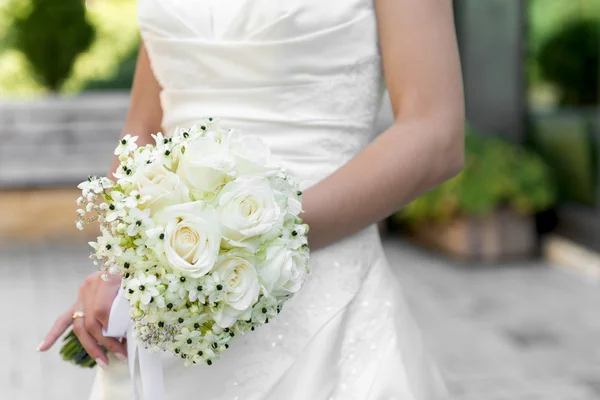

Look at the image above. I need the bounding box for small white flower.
[106,201,127,222]
[151,132,167,147]
[166,274,204,303]
[163,289,187,311]
[281,223,309,250]
[165,273,187,299]
[251,295,278,324]
[76,209,85,217]
[99,177,115,189]
[89,235,122,259]
[77,178,95,193]
[185,125,205,140]
[118,248,140,269]
[187,281,206,304]
[113,164,129,180]
[141,225,163,248]
[76,221,84,230]
[165,309,190,326]
[132,147,155,167]
[115,134,139,156]
[126,272,160,306]
[111,191,125,202]
[203,272,225,305]
[124,207,153,236]
[124,190,152,209]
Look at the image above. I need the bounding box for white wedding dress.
[89,0,448,399]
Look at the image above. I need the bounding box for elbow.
[435,116,465,184]
[393,105,465,186]
[446,122,465,179]
[445,149,464,182]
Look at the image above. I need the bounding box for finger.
[38,305,75,352]
[91,273,127,359]
[94,277,121,328]
[86,316,127,360]
[73,317,109,368]
[84,284,128,362]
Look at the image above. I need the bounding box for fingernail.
[36,341,45,352]
[95,358,108,370]
[115,353,127,361]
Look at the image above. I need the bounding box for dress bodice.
[138,0,385,187]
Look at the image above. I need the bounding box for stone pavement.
[2,237,599,400]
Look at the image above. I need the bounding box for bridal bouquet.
[65,119,309,366]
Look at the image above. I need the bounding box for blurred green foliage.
[528,0,600,54]
[11,0,95,91]
[527,0,600,208]
[397,127,556,225]
[527,0,600,106]
[538,19,600,106]
[83,45,138,91]
[530,113,598,205]
[0,0,138,96]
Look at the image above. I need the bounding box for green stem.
[59,329,107,368]
[60,338,79,359]
[81,356,97,368]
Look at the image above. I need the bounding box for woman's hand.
[38,271,127,368]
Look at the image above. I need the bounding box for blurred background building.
[1,1,599,399]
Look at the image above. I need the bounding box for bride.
[40,0,463,398]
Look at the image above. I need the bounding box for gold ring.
[72,311,85,320]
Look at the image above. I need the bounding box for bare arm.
[108,41,163,175]
[39,41,163,364]
[302,0,464,250]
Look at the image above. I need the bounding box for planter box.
[411,209,537,261]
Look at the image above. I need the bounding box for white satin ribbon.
[102,286,129,338]
[103,286,166,400]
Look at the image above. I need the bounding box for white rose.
[153,201,221,278]
[225,130,278,176]
[130,163,190,214]
[216,176,282,252]
[258,240,308,297]
[210,254,260,328]
[176,137,235,197]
